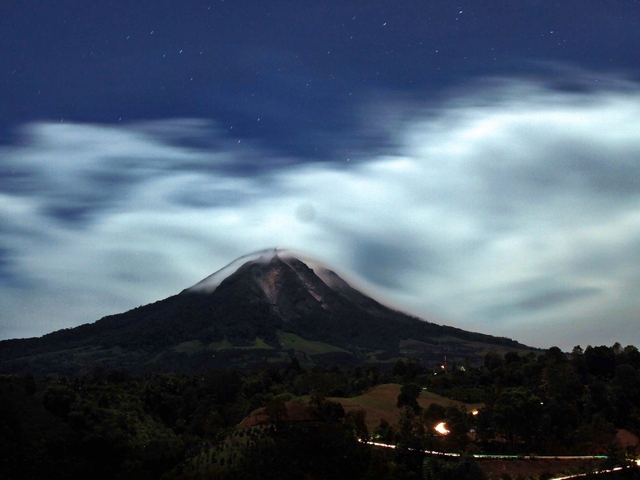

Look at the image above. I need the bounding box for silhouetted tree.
[585,345,616,378]
[265,397,288,429]
[493,386,542,448]
[397,383,422,413]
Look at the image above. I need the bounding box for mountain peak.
[185,249,355,320]
[186,248,339,295]
[186,248,282,294]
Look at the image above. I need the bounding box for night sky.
[2,1,640,350]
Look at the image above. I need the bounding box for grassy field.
[173,337,276,354]
[331,383,483,431]
[237,384,481,431]
[277,331,351,356]
[173,332,351,358]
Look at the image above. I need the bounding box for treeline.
[444,344,639,454]
[385,344,640,459]
[1,344,640,479]
[0,360,392,480]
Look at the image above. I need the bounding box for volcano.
[0,249,533,376]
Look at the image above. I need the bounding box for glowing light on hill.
[435,422,449,435]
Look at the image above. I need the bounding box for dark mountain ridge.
[0,250,534,376]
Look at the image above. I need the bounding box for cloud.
[1,79,640,350]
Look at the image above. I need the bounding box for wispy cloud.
[2,79,640,350]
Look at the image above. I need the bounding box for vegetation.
[1,343,640,479]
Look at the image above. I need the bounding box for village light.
[435,422,450,435]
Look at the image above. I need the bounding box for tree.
[265,397,288,429]
[42,384,77,418]
[374,418,395,444]
[585,345,616,378]
[393,359,407,377]
[422,403,447,425]
[571,345,589,379]
[541,346,568,365]
[614,364,638,390]
[397,383,422,413]
[308,392,345,422]
[345,409,369,440]
[504,351,521,365]
[484,351,504,371]
[396,406,426,473]
[622,345,640,369]
[287,356,302,374]
[424,454,486,480]
[493,387,542,448]
[443,405,470,451]
[571,345,584,361]
[541,361,582,404]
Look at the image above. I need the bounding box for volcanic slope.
[0,249,533,375]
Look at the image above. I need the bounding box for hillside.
[239,383,483,431]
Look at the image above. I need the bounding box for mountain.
[0,249,535,376]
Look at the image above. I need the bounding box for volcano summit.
[0,249,532,376]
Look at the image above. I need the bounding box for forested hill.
[1,344,640,479]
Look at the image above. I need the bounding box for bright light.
[471,410,479,416]
[435,422,450,435]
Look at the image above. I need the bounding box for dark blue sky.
[2,1,640,349]
[3,1,638,152]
